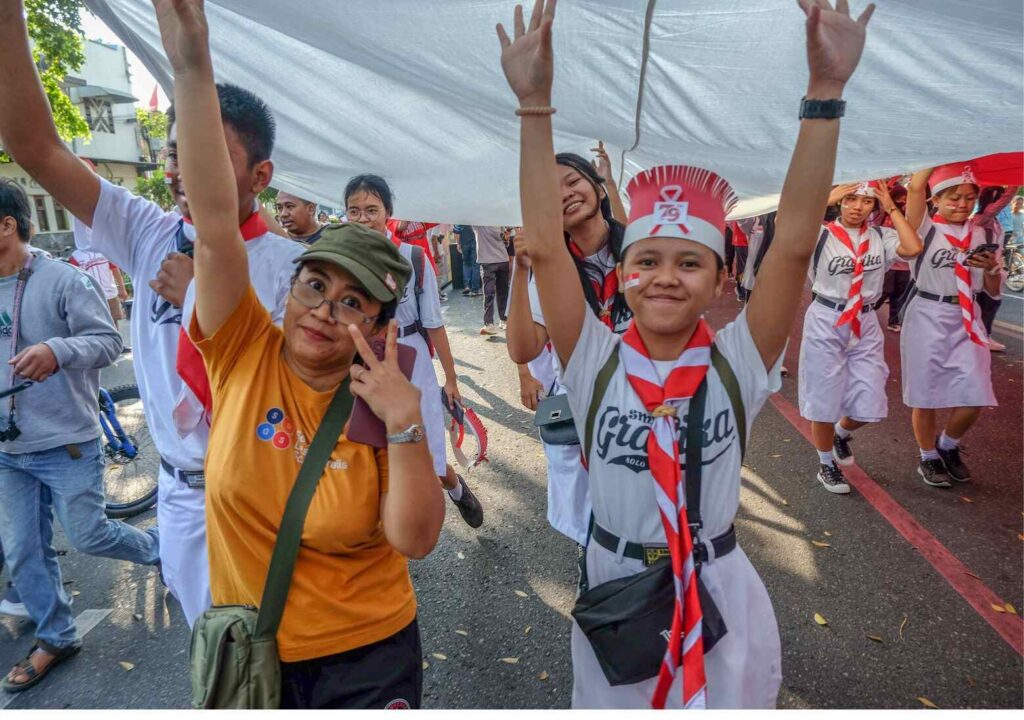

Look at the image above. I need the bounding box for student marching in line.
[498,0,873,707]
[344,175,484,526]
[903,163,1004,488]
[799,180,922,494]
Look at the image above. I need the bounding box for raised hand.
[591,141,612,182]
[827,182,860,205]
[348,320,422,433]
[512,227,531,269]
[797,0,875,96]
[496,0,557,105]
[874,181,896,213]
[151,0,211,73]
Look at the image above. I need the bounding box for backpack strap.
[684,376,709,528]
[582,348,620,462]
[914,226,937,276]
[254,379,354,641]
[811,227,830,279]
[711,344,746,461]
[411,245,426,297]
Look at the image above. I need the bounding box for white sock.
[938,432,959,451]
[447,479,464,502]
[920,448,940,461]
[834,422,852,440]
[818,450,835,467]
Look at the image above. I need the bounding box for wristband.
[799,97,846,120]
[516,106,557,116]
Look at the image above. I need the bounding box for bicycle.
[99,384,159,518]
[1004,239,1024,293]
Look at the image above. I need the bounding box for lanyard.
[6,253,36,425]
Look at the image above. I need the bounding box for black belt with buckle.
[813,294,874,314]
[914,289,959,305]
[591,521,737,567]
[160,458,205,489]
[398,322,422,339]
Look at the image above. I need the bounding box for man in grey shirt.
[0,179,159,693]
[473,225,511,335]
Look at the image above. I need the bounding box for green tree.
[1,0,89,162]
[135,173,173,210]
[136,107,167,140]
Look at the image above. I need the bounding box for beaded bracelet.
[515,106,557,116]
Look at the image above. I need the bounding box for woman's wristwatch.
[387,424,425,444]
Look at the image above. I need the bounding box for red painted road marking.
[768,393,1024,656]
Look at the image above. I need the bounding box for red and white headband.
[930,162,979,196]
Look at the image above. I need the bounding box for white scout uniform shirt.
[900,215,996,409]
[394,241,448,477]
[561,310,783,709]
[74,178,302,625]
[798,224,901,423]
[527,245,623,546]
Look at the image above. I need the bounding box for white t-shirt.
[75,179,303,470]
[395,241,444,330]
[911,215,991,296]
[70,249,118,299]
[809,224,901,304]
[562,310,783,543]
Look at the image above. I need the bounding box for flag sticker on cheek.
[625,272,641,289]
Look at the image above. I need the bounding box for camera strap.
[5,252,36,430]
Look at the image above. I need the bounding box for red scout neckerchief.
[933,214,987,347]
[620,319,713,709]
[827,221,870,343]
[176,210,269,415]
[567,237,618,328]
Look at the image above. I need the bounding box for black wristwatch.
[799,97,846,120]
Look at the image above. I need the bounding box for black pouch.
[570,559,727,686]
[533,394,579,446]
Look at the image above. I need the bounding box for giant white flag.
[85,0,1023,222]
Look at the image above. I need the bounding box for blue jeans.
[461,242,481,292]
[0,439,159,648]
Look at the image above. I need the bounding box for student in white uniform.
[344,175,484,527]
[0,21,303,624]
[506,154,631,545]
[902,163,1003,488]
[497,0,873,707]
[799,180,922,494]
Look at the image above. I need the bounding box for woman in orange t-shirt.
[155,2,444,708]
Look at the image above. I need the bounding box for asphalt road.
[1,283,1021,710]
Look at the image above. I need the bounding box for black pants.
[977,292,1002,335]
[280,618,422,709]
[882,269,911,325]
[481,261,510,325]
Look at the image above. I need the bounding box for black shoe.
[936,443,970,483]
[817,463,850,494]
[449,476,483,528]
[918,458,951,488]
[832,433,854,466]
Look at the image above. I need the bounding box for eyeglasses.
[346,206,384,221]
[290,278,377,325]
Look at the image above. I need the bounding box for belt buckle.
[180,470,205,489]
[643,545,670,567]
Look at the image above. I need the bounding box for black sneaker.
[832,433,854,467]
[449,476,483,528]
[817,463,850,494]
[918,458,951,488]
[936,443,970,483]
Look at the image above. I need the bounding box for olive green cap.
[294,222,410,302]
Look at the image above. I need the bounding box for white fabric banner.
[84,0,1023,223]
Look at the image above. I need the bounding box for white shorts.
[798,301,889,423]
[156,467,211,627]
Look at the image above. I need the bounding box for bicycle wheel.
[1006,252,1024,293]
[102,384,160,518]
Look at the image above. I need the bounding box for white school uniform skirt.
[571,541,782,709]
[398,332,448,477]
[900,295,996,409]
[798,300,889,423]
[156,467,211,627]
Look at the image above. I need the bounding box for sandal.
[1,640,81,693]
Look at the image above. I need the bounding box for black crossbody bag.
[570,347,746,687]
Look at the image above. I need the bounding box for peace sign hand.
[348,320,422,433]
[797,0,875,97]
[496,0,558,106]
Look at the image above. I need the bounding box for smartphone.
[967,243,1000,257]
[345,341,417,448]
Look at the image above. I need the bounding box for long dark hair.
[554,153,630,328]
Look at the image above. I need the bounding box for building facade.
[0,37,158,254]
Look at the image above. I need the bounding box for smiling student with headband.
[799,179,922,495]
[498,0,873,708]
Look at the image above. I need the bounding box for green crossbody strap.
[254,378,354,641]
[583,348,621,462]
[711,344,746,461]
